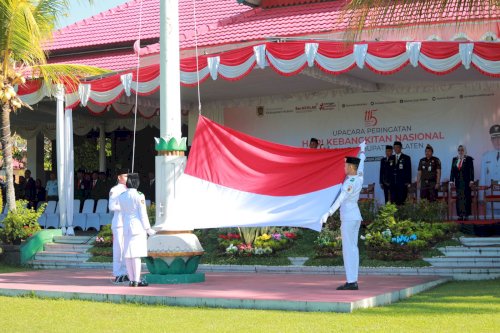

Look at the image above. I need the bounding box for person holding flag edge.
[329,141,366,290]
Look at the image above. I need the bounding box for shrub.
[314,229,342,258]
[0,200,43,244]
[396,199,447,222]
[94,225,113,248]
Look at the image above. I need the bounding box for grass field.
[0,278,498,333]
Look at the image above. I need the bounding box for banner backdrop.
[224,88,500,204]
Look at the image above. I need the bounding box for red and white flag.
[168,116,359,231]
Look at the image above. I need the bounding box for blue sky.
[57,0,129,28]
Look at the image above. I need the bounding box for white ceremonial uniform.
[480,149,500,215]
[330,151,366,283]
[118,188,153,283]
[109,183,127,277]
[480,150,500,186]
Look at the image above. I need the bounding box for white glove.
[359,141,366,152]
[147,228,156,236]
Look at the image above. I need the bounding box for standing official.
[109,169,128,283]
[389,141,412,205]
[119,173,156,287]
[450,145,474,220]
[480,124,500,217]
[480,124,500,185]
[330,142,366,291]
[379,145,393,203]
[417,144,441,202]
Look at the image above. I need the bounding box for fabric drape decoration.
[17,41,500,110]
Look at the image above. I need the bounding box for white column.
[98,124,106,172]
[55,84,67,233]
[64,109,75,236]
[26,133,45,182]
[160,0,182,139]
[155,0,183,228]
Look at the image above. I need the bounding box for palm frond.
[29,63,110,89]
[342,0,500,40]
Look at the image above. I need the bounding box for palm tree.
[0,0,108,212]
[343,0,500,39]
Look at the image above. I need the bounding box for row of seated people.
[0,198,152,231]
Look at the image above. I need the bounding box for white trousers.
[125,257,142,283]
[112,227,127,277]
[341,219,362,283]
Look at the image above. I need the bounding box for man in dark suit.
[389,141,412,205]
[379,145,393,203]
[90,171,108,201]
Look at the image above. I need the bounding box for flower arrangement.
[0,200,43,244]
[362,203,456,261]
[219,229,298,256]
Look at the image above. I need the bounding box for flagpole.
[146,0,205,284]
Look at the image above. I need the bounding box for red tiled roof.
[48,0,246,51]
[261,0,325,8]
[47,0,498,66]
[48,49,139,71]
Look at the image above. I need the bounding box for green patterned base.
[144,273,205,284]
[145,256,202,274]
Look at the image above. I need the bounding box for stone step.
[27,260,109,270]
[34,251,91,261]
[27,260,146,271]
[460,237,500,247]
[44,243,93,253]
[424,256,500,267]
[439,246,500,257]
[53,236,95,245]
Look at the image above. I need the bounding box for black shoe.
[129,281,138,287]
[122,275,130,282]
[113,276,123,284]
[336,282,359,290]
[137,279,149,287]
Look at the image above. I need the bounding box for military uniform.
[119,188,154,285]
[418,156,441,202]
[389,153,412,205]
[330,151,365,285]
[109,183,127,279]
[379,156,392,203]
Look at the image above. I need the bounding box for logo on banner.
[256,106,264,117]
[364,109,378,127]
[319,102,337,111]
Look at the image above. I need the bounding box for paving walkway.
[0,269,447,312]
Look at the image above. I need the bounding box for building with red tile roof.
[46,0,499,71]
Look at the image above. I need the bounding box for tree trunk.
[1,102,16,213]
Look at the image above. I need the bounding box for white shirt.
[46,180,58,196]
[480,150,500,186]
[330,152,366,221]
[118,189,151,237]
[109,183,127,229]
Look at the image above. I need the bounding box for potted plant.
[0,200,43,265]
[0,200,43,245]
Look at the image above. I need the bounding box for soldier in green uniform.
[417,144,441,202]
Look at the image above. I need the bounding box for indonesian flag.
[168,116,359,231]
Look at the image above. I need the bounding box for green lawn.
[0,279,498,332]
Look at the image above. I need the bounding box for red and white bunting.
[18,41,500,113]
